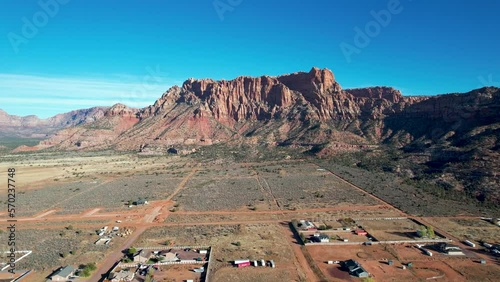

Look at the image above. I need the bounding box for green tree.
[128,247,137,255]
[427,226,435,238]
[417,226,428,238]
[87,263,96,271]
[80,263,96,277]
[145,267,155,282]
[299,233,306,243]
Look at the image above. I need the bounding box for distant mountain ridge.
[4,67,499,204]
[17,67,498,151]
[0,106,110,138]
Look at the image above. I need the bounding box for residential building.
[160,252,179,262]
[109,270,135,282]
[341,259,369,278]
[49,265,74,281]
[133,250,150,263]
[437,243,464,255]
[319,234,330,243]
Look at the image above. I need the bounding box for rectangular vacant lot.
[174,177,274,211]
[57,174,182,213]
[425,218,500,244]
[358,218,427,241]
[0,227,128,277]
[12,174,183,216]
[264,173,380,209]
[9,181,97,216]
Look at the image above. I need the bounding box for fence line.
[353,217,408,221]
[119,260,205,268]
[205,246,214,282]
[136,246,210,250]
[0,251,32,271]
[305,239,452,246]
[13,270,31,282]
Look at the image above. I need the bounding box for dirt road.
[280,224,319,282]
[89,225,147,282]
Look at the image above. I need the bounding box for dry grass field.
[174,177,275,211]
[173,160,380,212]
[0,227,130,280]
[317,161,497,217]
[0,152,193,192]
[357,219,430,241]
[2,151,496,282]
[164,213,283,224]
[425,218,500,245]
[6,174,183,216]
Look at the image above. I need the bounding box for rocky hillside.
[19,67,500,204]
[0,106,109,138]
[34,104,139,151]
[36,68,499,153]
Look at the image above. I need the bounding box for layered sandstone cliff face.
[6,67,500,204]
[34,68,499,152]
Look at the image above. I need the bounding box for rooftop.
[53,265,74,278]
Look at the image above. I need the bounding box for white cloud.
[0,72,179,117]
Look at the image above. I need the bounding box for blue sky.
[1,0,499,118]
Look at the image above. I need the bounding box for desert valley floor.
[0,151,498,282]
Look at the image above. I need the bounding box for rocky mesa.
[11,67,499,204]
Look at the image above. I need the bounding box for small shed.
[388,260,394,265]
[464,240,476,247]
[319,234,330,243]
[134,198,148,205]
[355,229,368,236]
[480,259,487,264]
[167,148,178,154]
[237,261,251,268]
